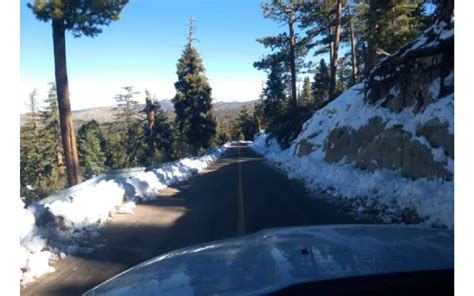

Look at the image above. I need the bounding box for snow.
[19,198,55,285]
[19,143,230,285]
[401,18,452,56]
[251,81,453,230]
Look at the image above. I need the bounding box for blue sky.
[20,0,288,112]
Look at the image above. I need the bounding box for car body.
[84,224,453,295]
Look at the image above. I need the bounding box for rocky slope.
[252,9,454,228]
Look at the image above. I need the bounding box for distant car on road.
[84,224,453,295]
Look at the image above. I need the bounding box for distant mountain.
[20,99,257,126]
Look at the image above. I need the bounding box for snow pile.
[46,180,127,231]
[19,143,230,285]
[19,198,56,285]
[121,144,230,202]
[251,82,453,229]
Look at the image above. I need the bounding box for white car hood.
[84,224,453,295]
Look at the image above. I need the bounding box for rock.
[324,127,351,163]
[323,116,453,181]
[297,139,315,157]
[356,128,410,172]
[401,139,452,180]
[416,118,454,158]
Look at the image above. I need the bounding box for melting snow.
[19,143,230,285]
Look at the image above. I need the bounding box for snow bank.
[19,198,55,285]
[251,83,453,229]
[19,143,230,285]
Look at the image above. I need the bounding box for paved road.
[21,143,366,296]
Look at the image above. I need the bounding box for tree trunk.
[366,0,382,76]
[52,20,82,186]
[288,13,298,110]
[328,17,334,75]
[347,4,359,84]
[329,0,342,98]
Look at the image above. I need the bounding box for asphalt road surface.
[21,143,367,296]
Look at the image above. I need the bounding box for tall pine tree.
[311,59,330,108]
[140,91,174,165]
[28,0,129,187]
[20,90,42,191]
[77,120,108,179]
[173,18,216,156]
[300,76,313,107]
[114,86,145,167]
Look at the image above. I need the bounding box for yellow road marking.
[237,147,245,235]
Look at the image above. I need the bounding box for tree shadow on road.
[22,147,371,296]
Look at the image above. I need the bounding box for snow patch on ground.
[19,143,230,285]
[252,133,453,229]
[251,80,453,230]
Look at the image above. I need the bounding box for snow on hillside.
[251,82,453,230]
[19,143,230,285]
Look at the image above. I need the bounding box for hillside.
[252,9,454,228]
[20,99,257,127]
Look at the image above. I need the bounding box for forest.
[20,0,440,205]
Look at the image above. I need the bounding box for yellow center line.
[237,147,245,236]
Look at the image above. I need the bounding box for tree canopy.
[28,0,129,37]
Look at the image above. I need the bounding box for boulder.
[416,118,454,159]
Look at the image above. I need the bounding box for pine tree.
[365,0,429,74]
[114,86,145,167]
[140,93,174,165]
[28,0,129,186]
[173,18,216,156]
[101,122,128,169]
[254,93,266,131]
[300,76,313,107]
[336,56,352,95]
[77,120,108,179]
[20,90,42,190]
[39,83,64,170]
[234,106,259,141]
[261,59,289,132]
[37,83,67,194]
[260,0,306,110]
[311,59,330,108]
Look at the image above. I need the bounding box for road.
[21,143,367,296]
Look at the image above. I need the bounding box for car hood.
[84,224,453,295]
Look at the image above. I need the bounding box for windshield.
[19,1,454,295]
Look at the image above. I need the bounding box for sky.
[20,0,285,112]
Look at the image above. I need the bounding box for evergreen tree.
[365,0,430,74]
[213,120,231,146]
[77,120,108,179]
[311,59,330,107]
[21,88,67,204]
[101,122,129,169]
[234,106,259,141]
[261,59,289,132]
[173,18,216,156]
[336,56,352,95]
[28,0,129,187]
[141,98,174,165]
[300,77,313,107]
[260,0,306,110]
[114,86,145,167]
[254,94,266,131]
[37,83,67,194]
[20,90,42,190]
[39,83,64,170]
